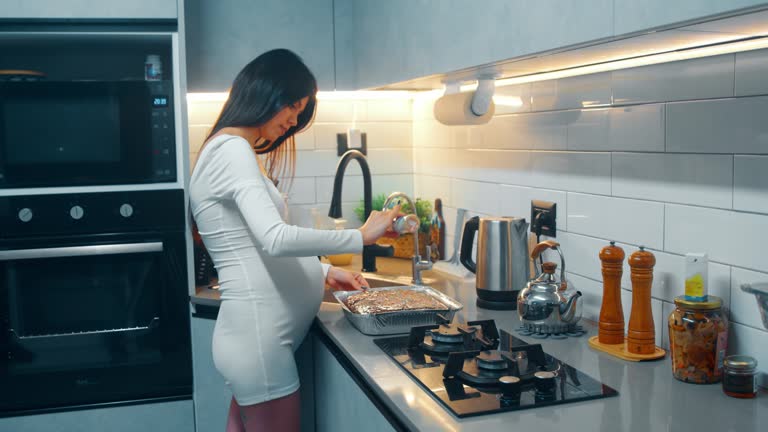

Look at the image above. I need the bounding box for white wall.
[187,96,414,230]
[413,48,768,387]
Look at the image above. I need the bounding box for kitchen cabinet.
[613,0,768,34]
[0,0,177,19]
[313,331,396,432]
[190,308,230,432]
[0,401,194,431]
[184,0,335,92]
[333,0,614,90]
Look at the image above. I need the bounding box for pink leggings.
[226,391,300,432]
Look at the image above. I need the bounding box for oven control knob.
[533,371,556,393]
[18,208,33,223]
[119,204,134,218]
[498,375,521,400]
[69,205,85,220]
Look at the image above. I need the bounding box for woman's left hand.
[326,267,370,291]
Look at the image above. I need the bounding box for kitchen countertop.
[191,255,768,431]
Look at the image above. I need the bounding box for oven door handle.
[0,242,164,260]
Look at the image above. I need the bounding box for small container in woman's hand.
[393,214,419,234]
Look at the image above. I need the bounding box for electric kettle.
[460,216,530,310]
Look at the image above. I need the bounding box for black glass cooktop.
[373,322,618,418]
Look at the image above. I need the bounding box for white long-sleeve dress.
[190,134,362,405]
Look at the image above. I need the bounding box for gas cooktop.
[373,319,618,418]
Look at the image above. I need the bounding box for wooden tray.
[588,336,666,362]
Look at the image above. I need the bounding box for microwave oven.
[0,80,176,189]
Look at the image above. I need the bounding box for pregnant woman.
[189,49,399,432]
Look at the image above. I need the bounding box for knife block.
[589,244,665,362]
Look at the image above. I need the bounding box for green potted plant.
[354,193,432,259]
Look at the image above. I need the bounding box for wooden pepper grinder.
[598,241,625,345]
[627,246,657,355]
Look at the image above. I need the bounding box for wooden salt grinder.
[598,242,625,345]
[627,247,657,355]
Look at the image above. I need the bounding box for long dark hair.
[204,49,317,184]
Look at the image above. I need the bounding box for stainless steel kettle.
[460,216,530,310]
[517,240,583,334]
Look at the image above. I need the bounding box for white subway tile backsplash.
[565,273,603,322]
[188,125,210,153]
[366,100,412,121]
[451,179,501,216]
[529,152,611,194]
[285,177,316,205]
[294,128,315,150]
[315,174,414,204]
[568,193,665,249]
[367,148,413,174]
[294,149,340,177]
[559,232,609,281]
[566,109,609,151]
[734,155,768,214]
[315,100,367,122]
[665,205,768,273]
[453,149,532,186]
[493,83,533,115]
[731,267,768,330]
[730,211,768,274]
[729,323,768,388]
[664,204,732,263]
[611,153,733,209]
[735,48,768,97]
[612,54,735,105]
[414,175,452,207]
[187,100,225,125]
[608,104,665,152]
[532,72,612,111]
[666,96,768,154]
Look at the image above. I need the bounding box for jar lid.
[673,295,722,310]
[724,355,758,370]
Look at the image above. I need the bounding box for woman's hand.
[358,204,401,245]
[326,267,370,291]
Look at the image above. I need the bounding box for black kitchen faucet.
[328,149,393,272]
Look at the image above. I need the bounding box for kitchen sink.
[322,277,410,303]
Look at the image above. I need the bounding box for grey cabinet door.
[185,0,335,92]
[0,0,177,19]
[191,313,230,432]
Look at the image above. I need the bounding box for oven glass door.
[0,81,167,188]
[0,233,191,415]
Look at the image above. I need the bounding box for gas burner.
[516,324,586,338]
[442,343,548,388]
[408,318,500,358]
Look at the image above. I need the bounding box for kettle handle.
[531,240,567,291]
[459,216,480,274]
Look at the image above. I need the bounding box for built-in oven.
[0,80,176,189]
[0,189,191,416]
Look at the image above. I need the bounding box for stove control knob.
[18,208,33,223]
[70,205,85,220]
[119,203,134,218]
[498,375,521,400]
[533,371,556,393]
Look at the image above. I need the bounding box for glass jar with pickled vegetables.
[668,295,728,384]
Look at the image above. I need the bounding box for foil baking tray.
[333,285,463,335]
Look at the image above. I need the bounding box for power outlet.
[531,200,556,237]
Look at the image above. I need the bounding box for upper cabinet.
[333,0,615,90]
[0,0,177,19]
[613,0,768,34]
[184,0,335,92]
[333,0,768,90]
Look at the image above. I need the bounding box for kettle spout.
[559,291,583,323]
